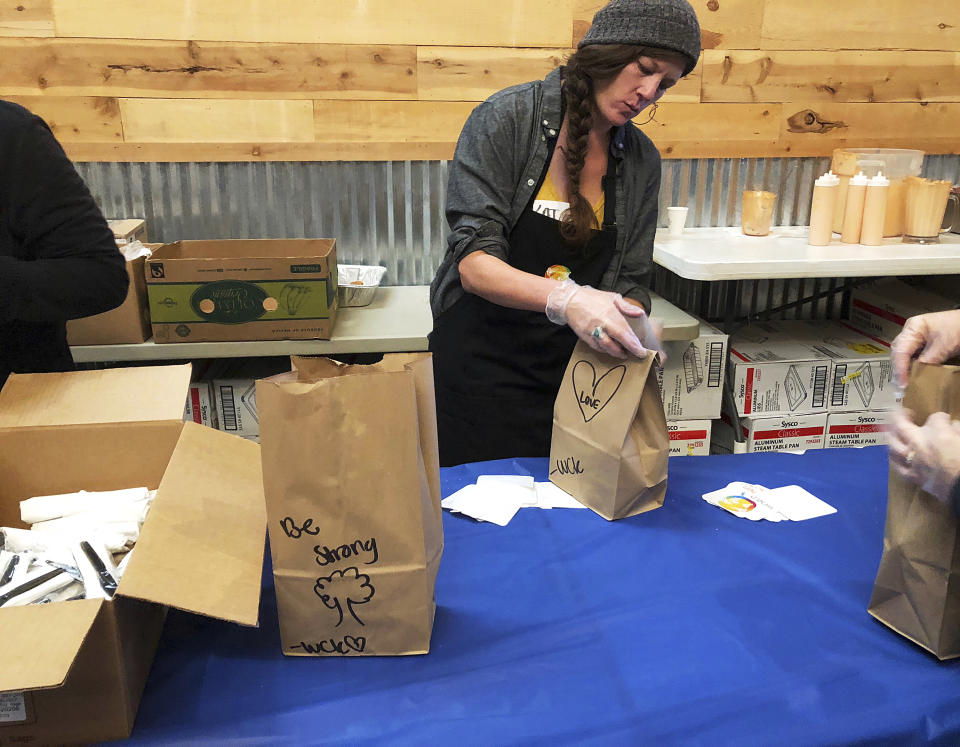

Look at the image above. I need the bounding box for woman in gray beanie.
[428,0,701,467]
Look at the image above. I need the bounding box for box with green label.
[145,239,338,342]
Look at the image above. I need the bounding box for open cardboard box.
[107,219,148,245]
[145,239,338,343]
[0,364,266,744]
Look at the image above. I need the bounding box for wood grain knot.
[786,109,847,134]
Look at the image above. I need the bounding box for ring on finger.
[592,326,605,340]
[905,450,915,467]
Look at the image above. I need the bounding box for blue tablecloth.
[127,447,960,745]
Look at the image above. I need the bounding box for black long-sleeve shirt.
[0,100,128,388]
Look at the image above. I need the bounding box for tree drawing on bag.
[572,360,626,422]
[314,567,375,626]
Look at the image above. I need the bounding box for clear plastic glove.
[888,408,960,502]
[546,280,656,359]
[890,310,960,388]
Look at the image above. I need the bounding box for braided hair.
[560,43,672,247]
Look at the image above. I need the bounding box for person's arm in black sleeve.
[0,111,127,324]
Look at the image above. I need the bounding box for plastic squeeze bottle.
[859,172,890,246]
[841,171,868,244]
[808,171,839,246]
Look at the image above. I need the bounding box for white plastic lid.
[868,171,890,187]
[815,170,840,187]
[850,171,869,186]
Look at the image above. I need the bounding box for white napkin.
[534,481,588,509]
[21,487,151,524]
[702,481,836,522]
[442,475,590,525]
[475,475,538,506]
[119,240,153,260]
[441,483,523,526]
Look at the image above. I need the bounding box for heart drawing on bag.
[344,635,366,653]
[572,360,626,422]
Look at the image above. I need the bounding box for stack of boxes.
[713,276,959,455]
[715,321,832,453]
[182,359,292,442]
[657,320,728,456]
[845,278,958,347]
[716,319,902,452]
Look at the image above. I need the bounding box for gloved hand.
[890,309,960,388]
[546,279,658,359]
[889,408,960,503]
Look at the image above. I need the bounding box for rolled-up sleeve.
[444,99,524,265]
[0,114,127,324]
[430,92,533,319]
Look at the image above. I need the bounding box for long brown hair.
[560,44,671,247]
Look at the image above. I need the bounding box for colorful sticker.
[718,495,757,514]
[545,264,571,281]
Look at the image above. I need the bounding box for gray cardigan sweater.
[429,68,662,320]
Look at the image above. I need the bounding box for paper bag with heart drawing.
[549,341,669,520]
[257,353,444,657]
[868,362,960,659]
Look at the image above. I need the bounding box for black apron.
[430,148,618,467]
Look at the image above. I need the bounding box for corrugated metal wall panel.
[77,155,960,319]
[76,160,452,287]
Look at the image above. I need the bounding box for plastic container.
[841,172,868,244]
[808,171,839,246]
[860,172,890,246]
[830,148,924,237]
[337,264,387,307]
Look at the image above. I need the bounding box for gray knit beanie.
[579,0,702,76]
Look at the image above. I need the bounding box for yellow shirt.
[535,172,605,227]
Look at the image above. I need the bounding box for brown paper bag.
[549,341,669,520]
[257,353,444,656]
[868,362,960,659]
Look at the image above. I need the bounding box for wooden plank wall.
[1,0,958,161]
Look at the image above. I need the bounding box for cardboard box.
[845,278,956,345]
[920,275,960,302]
[728,322,832,417]
[734,320,901,413]
[810,323,899,412]
[66,246,160,346]
[145,239,338,343]
[667,419,712,456]
[211,358,292,439]
[716,411,827,453]
[825,410,892,449]
[184,380,219,429]
[107,218,148,245]
[0,365,266,744]
[658,320,728,420]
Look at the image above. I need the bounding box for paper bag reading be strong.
[869,362,960,659]
[257,353,444,656]
[549,341,669,521]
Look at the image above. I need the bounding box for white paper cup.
[667,206,688,236]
